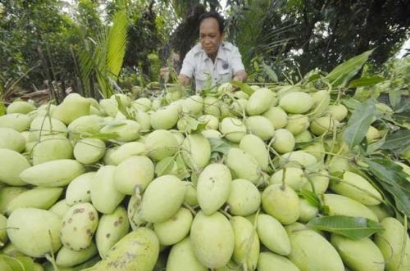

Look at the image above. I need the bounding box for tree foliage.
[0,0,79,95]
[227,0,410,81]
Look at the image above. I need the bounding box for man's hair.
[198,11,225,33]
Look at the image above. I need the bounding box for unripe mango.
[113,155,155,195]
[197,163,232,215]
[91,227,160,271]
[90,165,126,214]
[310,116,339,136]
[52,93,91,124]
[257,251,300,271]
[279,91,314,114]
[31,137,73,165]
[226,147,262,185]
[239,134,269,171]
[331,234,385,271]
[5,187,63,215]
[256,213,291,255]
[330,170,383,205]
[139,175,186,223]
[230,216,259,269]
[190,211,235,269]
[19,159,85,187]
[7,208,62,258]
[73,138,106,165]
[60,202,99,251]
[0,148,31,186]
[150,104,180,130]
[374,217,410,271]
[309,89,331,117]
[109,141,146,165]
[270,128,296,154]
[145,129,179,161]
[326,103,348,121]
[95,206,130,259]
[29,116,67,140]
[279,150,317,168]
[203,96,222,118]
[56,242,98,267]
[166,237,208,271]
[65,172,95,205]
[181,133,211,171]
[154,207,193,246]
[226,178,261,216]
[219,117,247,143]
[0,186,29,214]
[261,183,300,225]
[0,127,26,152]
[323,193,379,221]
[100,119,141,142]
[6,100,36,114]
[270,167,308,191]
[245,115,275,140]
[287,225,344,271]
[285,114,310,135]
[262,106,288,129]
[67,115,105,140]
[0,113,32,132]
[246,88,275,115]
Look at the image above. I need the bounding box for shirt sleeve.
[179,49,195,79]
[229,46,245,74]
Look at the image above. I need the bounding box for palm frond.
[75,1,129,99]
[107,6,128,79]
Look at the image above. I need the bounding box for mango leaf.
[347,75,384,88]
[0,255,35,271]
[231,81,255,96]
[326,49,374,87]
[262,62,278,82]
[307,215,384,240]
[343,99,375,149]
[115,96,133,120]
[178,115,201,133]
[208,137,230,161]
[380,130,410,152]
[299,188,321,208]
[363,157,410,218]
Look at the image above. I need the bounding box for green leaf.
[326,49,374,87]
[299,188,321,208]
[115,96,133,120]
[347,75,384,88]
[262,62,278,82]
[380,130,410,151]
[107,6,128,79]
[231,81,255,96]
[343,99,376,149]
[175,153,190,179]
[0,255,35,271]
[364,157,410,218]
[307,215,384,240]
[208,137,231,161]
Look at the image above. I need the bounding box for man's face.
[199,17,224,58]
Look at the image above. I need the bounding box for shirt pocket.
[195,70,212,90]
[218,69,233,84]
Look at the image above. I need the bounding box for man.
[162,11,247,93]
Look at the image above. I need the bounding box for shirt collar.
[197,42,228,63]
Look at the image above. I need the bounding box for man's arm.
[178,74,191,87]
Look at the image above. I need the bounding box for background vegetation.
[0,0,409,103]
